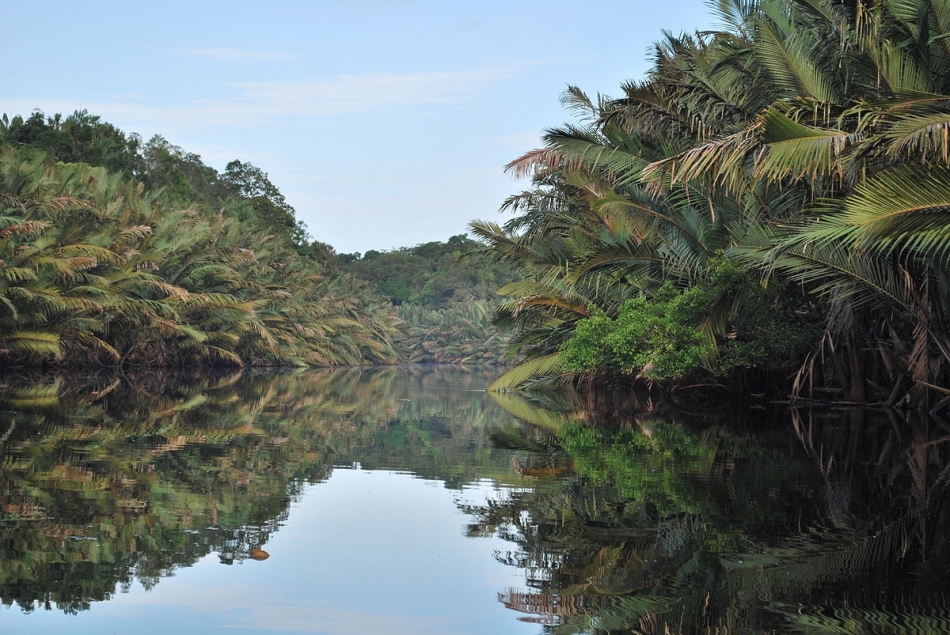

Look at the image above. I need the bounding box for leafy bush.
[561,283,716,380]
[561,262,820,382]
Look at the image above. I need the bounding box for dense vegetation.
[0,110,401,368]
[0,111,519,368]
[10,0,950,400]
[476,0,950,409]
[339,236,518,363]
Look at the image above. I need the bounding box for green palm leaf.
[2,331,61,356]
[488,352,571,392]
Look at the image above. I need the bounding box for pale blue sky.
[2,1,715,254]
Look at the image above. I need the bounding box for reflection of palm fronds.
[0,367,526,611]
[488,388,580,433]
[782,600,950,634]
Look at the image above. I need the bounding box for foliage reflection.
[480,394,950,633]
[3,368,949,634]
[0,366,513,614]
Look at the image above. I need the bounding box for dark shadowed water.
[1,366,948,634]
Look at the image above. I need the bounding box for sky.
[2,0,717,254]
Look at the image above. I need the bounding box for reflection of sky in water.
[2,470,535,635]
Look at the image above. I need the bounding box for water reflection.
[478,395,950,633]
[0,368,948,633]
[0,366,517,621]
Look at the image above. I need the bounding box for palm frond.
[488,352,571,392]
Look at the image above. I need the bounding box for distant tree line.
[339,235,519,363]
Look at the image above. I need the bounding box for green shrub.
[560,262,820,382]
[561,283,716,380]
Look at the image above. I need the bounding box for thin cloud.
[0,65,527,131]
[183,47,298,61]
[229,66,522,116]
[352,0,412,7]
[451,20,486,32]
[491,130,544,152]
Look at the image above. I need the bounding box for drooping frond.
[754,1,842,102]
[837,164,950,259]
[488,352,570,392]
[643,125,760,194]
[752,107,853,182]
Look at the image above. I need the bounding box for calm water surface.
[1,366,948,634]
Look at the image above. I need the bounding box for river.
[1,366,947,633]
